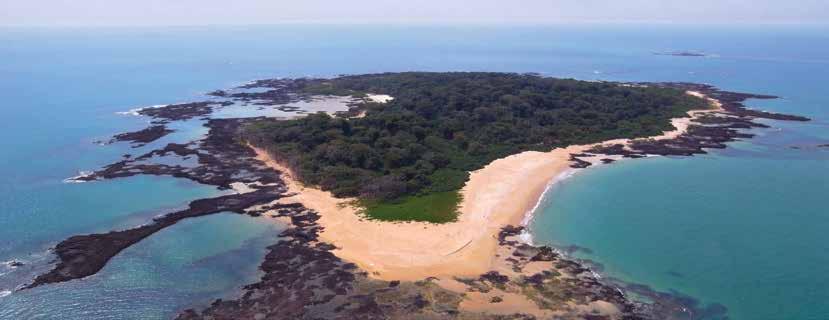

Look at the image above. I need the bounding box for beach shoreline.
[252,90,722,283]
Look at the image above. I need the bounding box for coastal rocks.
[569,154,593,168]
[138,101,219,122]
[24,187,284,289]
[207,90,228,97]
[27,115,289,289]
[225,78,309,105]
[75,118,283,190]
[177,203,471,320]
[647,83,809,122]
[107,125,174,147]
[178,204,642,319]
[572,85,809,164]
[610,281,729,320]
[449,226,645,319]
[486,225,745,320]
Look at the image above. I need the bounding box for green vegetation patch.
[359,191,461,223]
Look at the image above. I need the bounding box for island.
[26,72,808,319]
[653,51,709,57]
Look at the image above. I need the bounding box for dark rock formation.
[177,203,472,320]
[75,118,283,190]
[108,125,173,147]
[28,116,288,288]
[207,90,228,97]
[569,154,593,168]
[581,85,809,160]
[138,102,218,122]
[24,187,283,289]
[648,83,809,121]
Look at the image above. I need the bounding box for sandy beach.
[254,90,721,282]
[255,145,582,281]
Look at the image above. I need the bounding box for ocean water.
[0,24,826,319]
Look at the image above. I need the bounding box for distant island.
[653,51,709,57]
[26,72,808,319]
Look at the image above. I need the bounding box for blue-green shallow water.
[0,213,280,319]
[0,24,826,319]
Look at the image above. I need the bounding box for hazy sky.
[2,0,828,27]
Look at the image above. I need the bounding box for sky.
[1,0,828,27]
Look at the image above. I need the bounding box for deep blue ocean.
[0,24,826,319]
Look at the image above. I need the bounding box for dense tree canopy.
[244,72,705,221]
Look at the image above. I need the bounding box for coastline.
[26,75,809,319]
[519,89,725,239]
[252,90,722,283]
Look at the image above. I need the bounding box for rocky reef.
[107,125,174,147]
[138,101,228,122]
[570,84,809,168]
[178,208,649,320]
[75,118,284,189]
[25,187,283,289]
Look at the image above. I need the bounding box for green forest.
[243,72,706,222]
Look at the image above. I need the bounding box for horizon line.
[2,19,828,29]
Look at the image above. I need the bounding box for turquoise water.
[525,28,829,320]
[0,25,826,318]
[0,213,280,319]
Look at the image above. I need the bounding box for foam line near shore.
[518,168,579,244]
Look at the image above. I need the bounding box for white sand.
[365,94,394,103]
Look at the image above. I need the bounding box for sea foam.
[116,104,168,116]
[518,168,580,245]
[63,170,95,183]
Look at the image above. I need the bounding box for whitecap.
[517,229,534,245]
[517,168,581,245]
[3,260,23,268]
[0,290,10,298]
[520,168,578,227]
[116,104,168,116]
[63,170,95,183]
